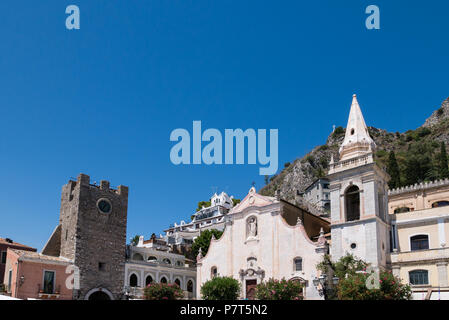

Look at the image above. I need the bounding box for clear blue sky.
[1,1,448,249]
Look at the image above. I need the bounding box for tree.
[255,278,304,300]
[191,229,223,258]
[404,142,434,185]
[232,198,241,207]
[387,151,401,189]
[130,235,140,246]
[200,276,240,300]
[196,200,211,212]
[318,254,412,300]
[439,142,449,179]
[264,175,269,185]
[144,283,184,300]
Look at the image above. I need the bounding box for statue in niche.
[247,217,257,239]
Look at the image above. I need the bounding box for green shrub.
[191,229,223,258]
[144,283,184,300]
[332,126,345,138]
[255,278,304,300]
[200,276,240,300]
[337,270,412,300]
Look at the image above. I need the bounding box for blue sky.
[1,1,448,249]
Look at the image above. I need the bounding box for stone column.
[392,266,401,280]
[437,262,448,287]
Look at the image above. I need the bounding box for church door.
[245,280,257,300]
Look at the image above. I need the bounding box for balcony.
[37,284,61,300]
[391,247,449,264]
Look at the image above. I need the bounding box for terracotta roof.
[11,249,71,264]
[0,238,36,251]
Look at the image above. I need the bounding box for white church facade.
[196,187,330,299]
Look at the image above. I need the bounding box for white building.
[301,178,331,214]
[124,236,197,299]
[164,192,235,246]
[196,187,330,300]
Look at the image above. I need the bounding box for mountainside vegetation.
[260,97,449,202]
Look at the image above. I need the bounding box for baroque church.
[197,94,449,300]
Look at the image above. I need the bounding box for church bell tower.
[328,95,390,268]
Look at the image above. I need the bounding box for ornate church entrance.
[245,280,257,300]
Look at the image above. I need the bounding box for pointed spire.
[339,94,376,161]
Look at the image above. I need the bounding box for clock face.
[97,199,112,214]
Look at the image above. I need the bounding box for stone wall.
[60,174,128,300]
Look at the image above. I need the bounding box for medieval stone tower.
[45,173,128,300]
[327,95,390,269]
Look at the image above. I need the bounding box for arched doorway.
[88,291,111,300]
[84,288,114,300]
[129,273,138,287]
[145,275,153,286]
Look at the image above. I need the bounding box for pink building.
[0,238,36,282]
[3,249,73,300]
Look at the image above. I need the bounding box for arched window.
[345,185,360,222]
[293,257,303,272]
[174,278,181,288]
[160,277,168,284]
[162,258,171,265]
[176,260,184,267]
[132,253,144,261]
[409,270,429,285]
[187,280,193,292]
[394,207,411,214]
[147,256,157,262]
[145,275,153,286]
[211,266,218,278]
[432,201,449,208]
[410,235,429,251]
[129,274,138,287]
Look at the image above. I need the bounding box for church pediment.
[230,187,276,214]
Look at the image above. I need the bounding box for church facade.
[196,187,330,299]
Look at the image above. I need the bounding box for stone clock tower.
[44,173,128,300]
[327,95,390,269]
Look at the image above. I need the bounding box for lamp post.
[313,274,339,300]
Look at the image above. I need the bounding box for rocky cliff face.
[259,96,449,202]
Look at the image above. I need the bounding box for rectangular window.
[409,270,429,285]
[7,269,12,292]
[99,262,106,271]
[294,258,303,271]
[411,235,429,251]
[43,271,55,294]
[1,251,7,264]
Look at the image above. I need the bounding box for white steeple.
[339,94,376,161]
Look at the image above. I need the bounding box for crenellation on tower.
[56,173,129,300]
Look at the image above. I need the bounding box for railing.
[391,247,449,264]
[328,153,373,174]
[37,284,61,299]
[127,259,196,270]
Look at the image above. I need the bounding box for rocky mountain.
[259,97,449,203]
